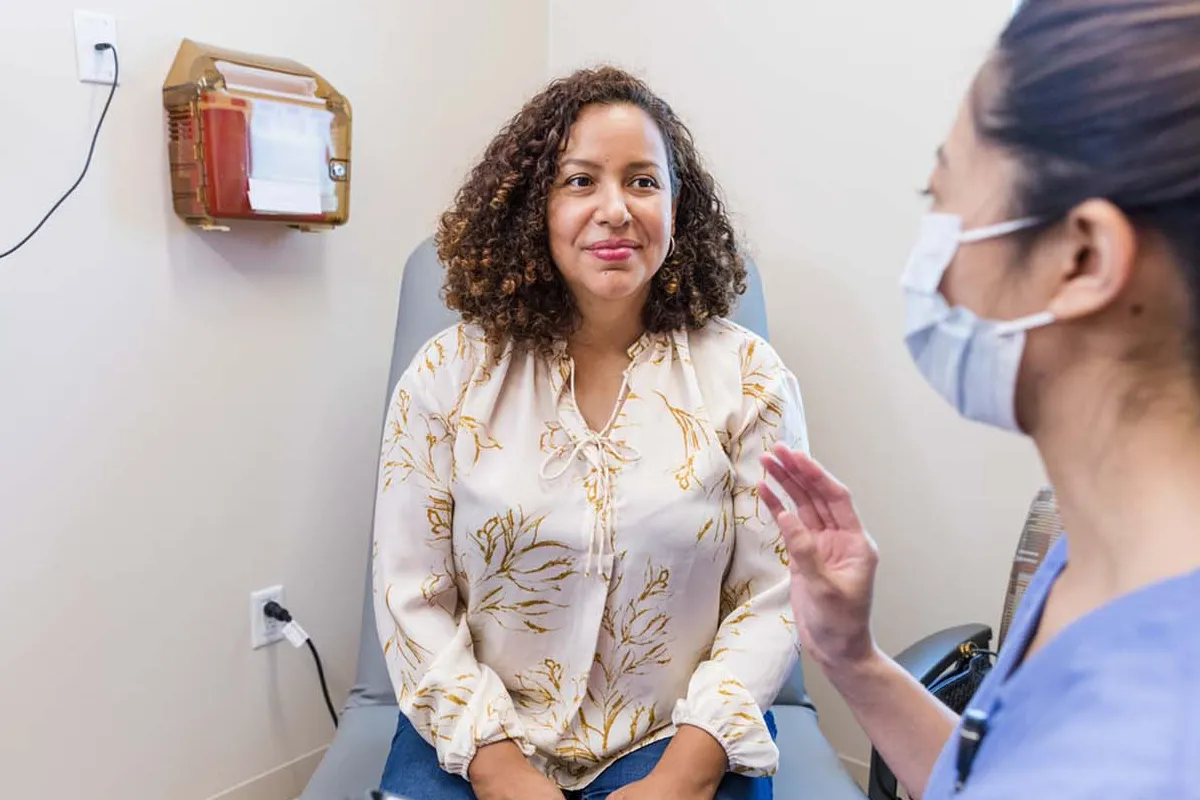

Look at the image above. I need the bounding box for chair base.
[300,704,398,800]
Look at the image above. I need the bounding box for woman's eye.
[565,175,593,188]
[631,176,660,189]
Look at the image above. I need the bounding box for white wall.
[549,0,1044,769]
[0,2,546,798]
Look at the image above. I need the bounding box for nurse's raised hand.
[760,444,880,672]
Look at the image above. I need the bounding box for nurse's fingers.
[760,481,823,581]
[765,445,838,528]
[761,454,828,531]
[771,444,860,530]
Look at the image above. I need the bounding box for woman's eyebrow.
[559,157,600,170]
[558,157,664,171]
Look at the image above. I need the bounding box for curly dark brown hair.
[435,66,746,353]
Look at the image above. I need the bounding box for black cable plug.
[261,599,339,729]
[263,600,292,623]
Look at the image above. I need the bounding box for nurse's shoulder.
[974,569,1200,798]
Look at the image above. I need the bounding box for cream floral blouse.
[372,317,807,790]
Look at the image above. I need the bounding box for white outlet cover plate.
[250,585,286,649]
[74,10,118,84]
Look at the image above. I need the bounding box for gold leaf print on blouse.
[740,341,784,424]
[425,491,454,546]
[772,531,789,568]
[715,677,763,747]
[379,390,414,491]
[419,560,455,604]
[616,565,671,673]
[411,325,481,377]
[382,585,434,703]
[418,337,447,374]
[712,582,757,661]
[380,404,456,557]
[514,658,566,713]
[694,471,740,545]
[626,704,658,743]
[458,414,502,464]
[740,352,791,563]
[380,389,453,498]
[558,562,673,770]
[721,578,754,621]
[455,324,480,362]
[429,378,503,478]
[467,507,575,632]
[642,335,668,365]
[539,421,571,456]
[513,658,588,737]
[658,391,712,491]
[409,676,476,742]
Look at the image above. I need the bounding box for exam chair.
[299,238,865,799]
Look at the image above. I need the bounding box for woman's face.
[547,102,675,316]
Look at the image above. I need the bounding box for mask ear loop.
[958,217,1045,244]
[993,310,1056,337]
[958,216,1055,336]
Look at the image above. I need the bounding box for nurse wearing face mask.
[762,1,1200,797]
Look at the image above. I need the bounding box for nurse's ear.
[1044,199,1137,322]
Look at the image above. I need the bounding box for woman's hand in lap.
[468,740,565,800]
[608,772,715,800]
[760,443,880,672]
[610,725,725,800]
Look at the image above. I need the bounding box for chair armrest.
[893,623,992,687]
[866,624,993,800]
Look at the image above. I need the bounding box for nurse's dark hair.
[978,0,1200,333]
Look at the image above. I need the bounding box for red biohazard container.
[162,39,351,231]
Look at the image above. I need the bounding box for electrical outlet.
[250,585,286,649]
[74,10,118,85]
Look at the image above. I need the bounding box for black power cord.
[263,600,340,729]
[0,42,118,260]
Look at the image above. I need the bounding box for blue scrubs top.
[923,537,1200,798]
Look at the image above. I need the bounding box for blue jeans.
[379,712,777,800]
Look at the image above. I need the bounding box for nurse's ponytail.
[979,0,1200,326]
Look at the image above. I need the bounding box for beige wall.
[0,1,1050,795]
[548,0,1044,767]
[0,2,546,798]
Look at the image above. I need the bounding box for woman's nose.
[594,184,632,227]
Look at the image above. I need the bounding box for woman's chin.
[584,282,645,305]
[585,268,650,297]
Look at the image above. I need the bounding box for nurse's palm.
[760,445,879,670]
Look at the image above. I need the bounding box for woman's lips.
[586,240,640,262]
[589,246,636,262]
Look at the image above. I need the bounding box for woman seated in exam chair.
[371,67,806,800]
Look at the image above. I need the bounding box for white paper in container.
[215,61,335,216]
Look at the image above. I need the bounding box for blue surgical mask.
[901,213,1054,432]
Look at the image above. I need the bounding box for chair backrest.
[346,237,785,708]
[998,486,1063,647]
